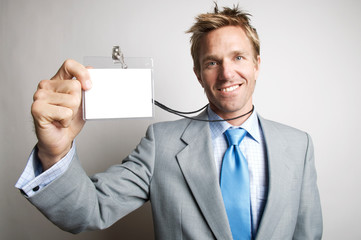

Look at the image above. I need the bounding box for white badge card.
[83,55,154,120]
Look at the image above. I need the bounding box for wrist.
[36,143,71,171]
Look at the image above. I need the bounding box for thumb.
[51,59,92,91]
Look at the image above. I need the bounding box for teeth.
[220,85,239,92]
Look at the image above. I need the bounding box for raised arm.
[31,59,92,170]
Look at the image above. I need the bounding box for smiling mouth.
[219,84,241,92]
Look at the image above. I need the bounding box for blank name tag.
[83,68,153,120]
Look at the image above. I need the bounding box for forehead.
[199,26,253,58]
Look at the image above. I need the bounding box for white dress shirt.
[207,107,268,236]
[15,143,74,197]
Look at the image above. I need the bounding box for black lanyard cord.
[153,100,254,122]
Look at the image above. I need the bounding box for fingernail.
[85,80,92,89]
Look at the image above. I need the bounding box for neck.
[227,109,253,126]
[210,105,254,126]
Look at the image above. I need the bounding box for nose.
[219,60,235,81]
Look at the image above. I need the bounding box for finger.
[32,100,74,128]
[37,79,82,95]
[51,59,92,91]
[34,89,81,111]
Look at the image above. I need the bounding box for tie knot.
[225,128,247,146]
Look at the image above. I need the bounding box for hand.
[31,59,92,170]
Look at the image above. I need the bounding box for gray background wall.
[1,0,360,239]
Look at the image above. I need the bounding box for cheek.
[201,71,218,87]
[241,70,257,84]
[198,74,209,89]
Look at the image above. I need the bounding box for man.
[16,4,322,240]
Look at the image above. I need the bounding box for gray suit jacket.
[28,112,322,239]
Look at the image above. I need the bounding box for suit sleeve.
[293,133,323,240]
[26,125,156,234]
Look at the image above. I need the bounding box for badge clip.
[112,46,128,69]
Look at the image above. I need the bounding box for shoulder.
[143,118,193,142]
[143,109,209,143]
[259,116,305,134]
[151,118,192,134]
[258,115,312,146]
[258,116,315,163]
[150,108,208,136]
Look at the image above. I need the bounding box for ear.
[254,55,261,80]
[194,67,204,88]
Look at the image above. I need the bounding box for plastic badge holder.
[83,49,153,120]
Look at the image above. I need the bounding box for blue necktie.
[220,128,251,240]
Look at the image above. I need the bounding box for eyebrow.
[230,50,248,57]
[201,55,219,64]
[201,50,248,64]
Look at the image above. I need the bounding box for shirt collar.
[208,106,262,143]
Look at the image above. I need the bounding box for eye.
[235,56,243,61]
[206,61,218,68]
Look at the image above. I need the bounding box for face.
[195,26,260,121]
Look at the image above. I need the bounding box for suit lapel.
[176,111,233,240]
[175,113,293,239]
[256,117,293,239]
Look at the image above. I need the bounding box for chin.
[212,104,242,115]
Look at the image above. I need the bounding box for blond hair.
[187,3,260,74]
